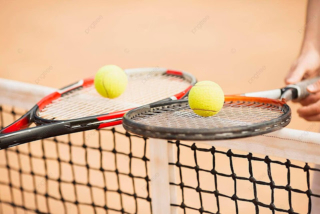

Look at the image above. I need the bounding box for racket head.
[1,68,196,134]
[37,68,194,120]
[123,96,291,140]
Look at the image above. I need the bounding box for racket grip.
[287,76,320,100]
[0,121,100,149]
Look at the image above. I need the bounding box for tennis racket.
[123,77,320,140]
[0,67,196,149]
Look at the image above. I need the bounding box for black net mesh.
[0,105,152,214]
[168,141,320,214]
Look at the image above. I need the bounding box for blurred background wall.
[0,0,315,131]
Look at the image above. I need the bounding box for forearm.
[302,0,320,52]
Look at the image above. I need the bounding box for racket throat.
[280,88,296,101]
[80,118,123,129]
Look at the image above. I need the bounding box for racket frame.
[123,97,291,141]
[123,76,320,141]
[0,68,196,149]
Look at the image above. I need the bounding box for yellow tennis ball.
[94,65,128,99]
[188,81,225,117]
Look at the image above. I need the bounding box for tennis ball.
[188,81,224,117]
[94,65,128,99]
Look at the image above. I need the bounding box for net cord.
[0,78,55,109]
[207,128,320,164]
[151,127,320,177]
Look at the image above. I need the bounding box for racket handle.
[285,76,320,100]
[0,121,100,149]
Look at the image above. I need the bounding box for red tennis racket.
[0,67,196,149]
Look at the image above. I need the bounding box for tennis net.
[0,78,320,214]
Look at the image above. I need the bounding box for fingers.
[285,63,306,84]
[307,79,320,93]
[297,100,320,118]
[303,114,320,121]
[286,49,320,121]
[300,114,320,121]
[285,49,320,85]
[299,92,320,106]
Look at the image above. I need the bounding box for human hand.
[297,91,320,121]
[285,45,320,121]
[285,45,320,84]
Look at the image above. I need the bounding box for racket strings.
[131,101,286,129]
[38,73,191,120]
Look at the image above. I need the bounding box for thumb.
[285,64,306,84]
[307,79,320,93]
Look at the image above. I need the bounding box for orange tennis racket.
[123,77,320,140]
